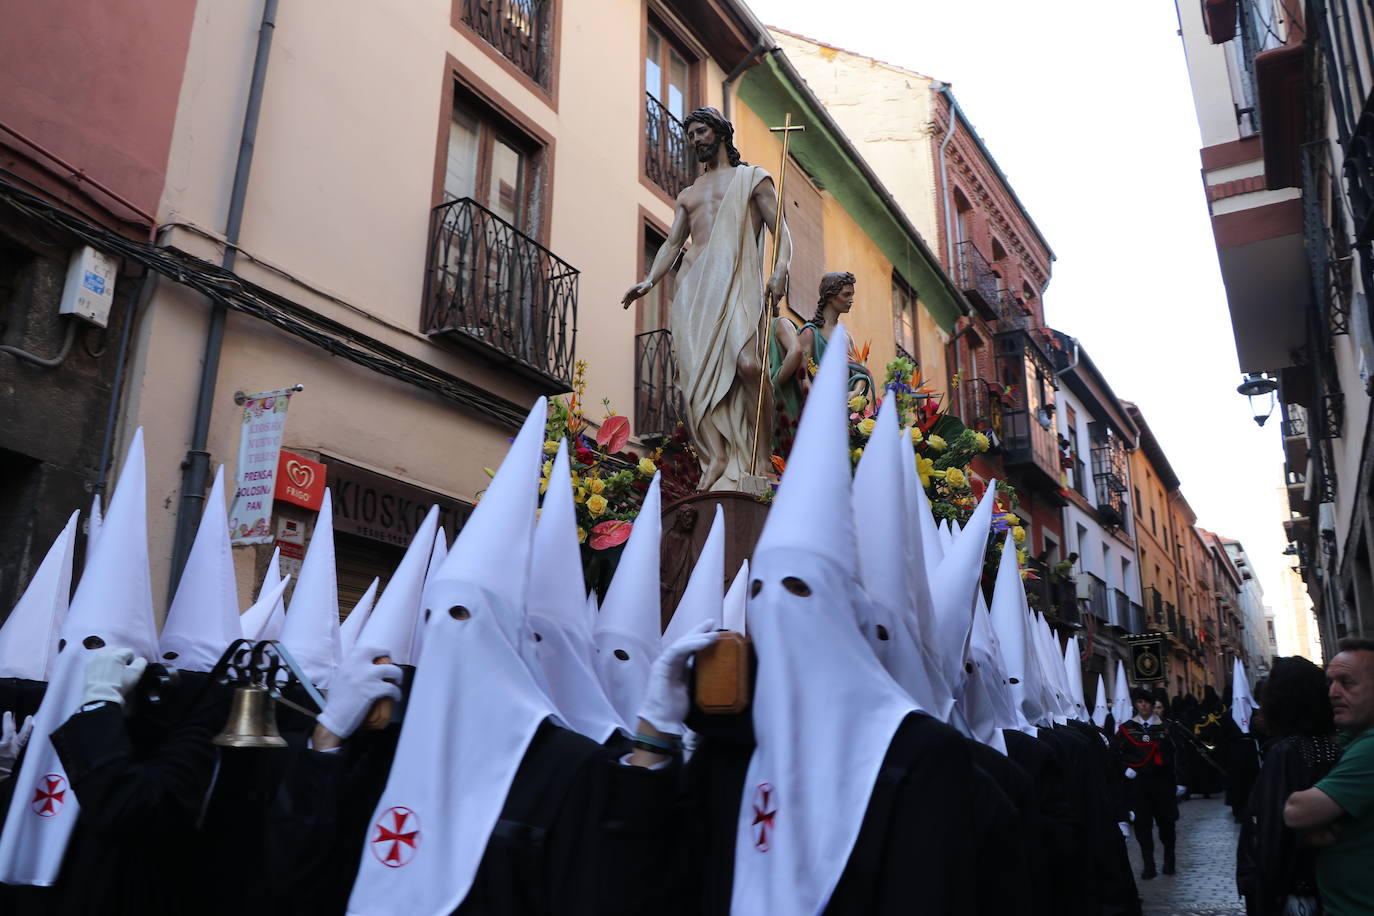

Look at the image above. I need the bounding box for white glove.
[1176,784,1187,798]
[637,620,719,736]
[316,643,402,740]
[83,647,148,706]
[1118,821,1131,839]
[1123,767,1138,780]
[0,712,34,780]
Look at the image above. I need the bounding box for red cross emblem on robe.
[371,806,420,867]
[751,783,777,852]
[31,774,66,818]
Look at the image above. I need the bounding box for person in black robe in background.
[1062,718,1143,916]
[1223,683,1263,824]
[1003,727,1075,916]
[1190,686,1229,797]
[1235,658,1342,915]
[1116,686,1183,880]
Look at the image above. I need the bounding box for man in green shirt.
[1284,637,1374,916]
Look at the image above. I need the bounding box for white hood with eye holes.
[732,324,917,916]
[348,399,558,916]
[0,428,158,886]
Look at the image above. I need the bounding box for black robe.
[1004,728,1075,916]
[269,718,676,916]
[966,739,1032,916]
[682,706,982,914]
[47,701,218,915]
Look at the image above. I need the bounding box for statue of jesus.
[622,107,791,492]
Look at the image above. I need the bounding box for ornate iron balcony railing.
[634,328,682,439]
[1282,400,1308,438]
[460,0,552,88]
[959,377,1003,440]
[1091,440,1129,528]
[956,241,1000,316]
[424,197,578,391]
[644,94,696,199]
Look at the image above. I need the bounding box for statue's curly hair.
[683,107,746,168]
[812,271,857,325]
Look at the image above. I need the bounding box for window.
[444,91,542,234]
[990,238,1008,262]
[1076,523,1089,564]
[954,190,973,245]
[634,224,680,438]
[1134,487,1142,516]
[1043,536,1059,565]
[1122,558,1133,597]
[1150,507,1157,536]
[892,272,919,362]
[457,0,555,92]
[638,225,676,334]
[643,19,698,199]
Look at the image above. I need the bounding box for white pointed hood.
[339,578,380,656]
[851,397,938,716]
[527,441,625,742]
[0,429,157,886]
[930,480,997,709]
[1033,612,1069,725]
[593,474,662,726]
[1111,658,1132,725]
[0,511,77,681]
[159,466,241,672]
[348,399,556,916]
[279,489,341,688]
[722,559,749,635]
[240,548,288,641]
[422,524,447,594]
[1091,672,1110,728]
[87,493,102,556]
[961,585,1011,754]
[1231,657,1257,733]
[662,505,724,648]
[989,533,1043,733]
[358,506,439,668]
[904,427,944,579]
[732,323,917,916]
[1062,636,1088,722]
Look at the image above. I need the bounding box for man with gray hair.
[1284,637,1374,915]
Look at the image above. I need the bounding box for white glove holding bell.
[1123,767,1138,780]
[1117,821,1131,839]
[637,620,718,736]
[0,711,34,780]
[83,647,148,706]
[316,643,402,740]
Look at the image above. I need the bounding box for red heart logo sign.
[286,459,315,489]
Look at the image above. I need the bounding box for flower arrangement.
[534,361,701,593]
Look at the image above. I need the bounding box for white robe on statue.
[672,165,770,491]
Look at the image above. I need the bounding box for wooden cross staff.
[748,113,805,482]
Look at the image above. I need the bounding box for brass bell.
[213,684,288,748]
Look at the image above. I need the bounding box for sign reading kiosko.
[324,458,471,548]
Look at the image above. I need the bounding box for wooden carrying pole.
[749,113,804,478]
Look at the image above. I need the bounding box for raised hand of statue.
[622,280,653,310]
[765,273,787,315]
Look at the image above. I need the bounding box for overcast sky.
[746,0,1296,634]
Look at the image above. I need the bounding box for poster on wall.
[228,385,302,545]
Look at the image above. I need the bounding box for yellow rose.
[917,456,935,488]
[1011,525,1026,544]
[910,427,924,443]
[927,434,946,451]
[573,486,586,504]
[851,447,864,462]
[543,440,559,455]
[539,476,549,495]
[945,467,968,489]
[542,460,553,477]
[857,418,877,438]
[638,457,656,476]
[973,432,990,452]
[848,395,868,412]
[586,494,608,517]
[1002,513,1019,525]
[576,527,587,544]
[586,477,606,495]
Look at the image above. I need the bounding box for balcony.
[994,330,1063,496]
[1091,439,1130,529]
[1300,141,1353,340]
[1112,588,1131,630]
[1282,400,1309,467]
[424,197,579,392]
[995,288,1033,331]
[956,241,1000,320]
[460,0,552,89]
[644,94,696,199]
[1166,602,1178,637]
[1130,601,1145,635]
[634,329,682,440]
[1025,559,1053,617]
[1083,573,1108,621]
[959,378,1004,442]
[1143,586,1164,629]
[1345,81,1374,243]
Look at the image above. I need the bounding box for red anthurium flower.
[589,520,633,550]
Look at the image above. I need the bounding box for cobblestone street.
[1126,796,1246,915]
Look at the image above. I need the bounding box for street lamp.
[1237,373,1279,426]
